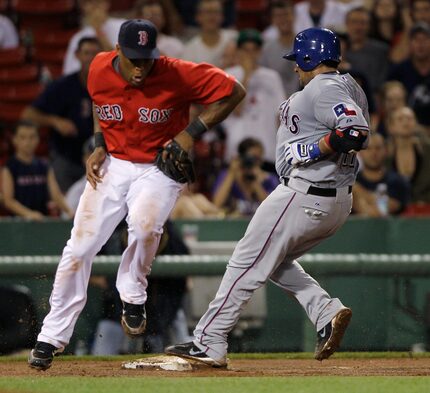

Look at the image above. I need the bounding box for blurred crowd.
[1,0,430,221]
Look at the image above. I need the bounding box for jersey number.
[340,153,356,167]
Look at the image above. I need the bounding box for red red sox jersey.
[87,51,236,162]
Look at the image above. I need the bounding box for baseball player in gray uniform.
[166,27,370,367]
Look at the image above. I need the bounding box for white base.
[122,355,193,371]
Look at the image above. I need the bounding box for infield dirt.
[1,358,430,377]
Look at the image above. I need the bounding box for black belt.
[282,177,352,197]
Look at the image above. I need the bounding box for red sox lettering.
[94,104,172,124]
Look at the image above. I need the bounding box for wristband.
[94,132,107,149]
[185,117,209,138]
[308,142,322,160]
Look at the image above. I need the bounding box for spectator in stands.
[182,0,237,67]
[134,0,184,58]
[223,29,285,166]
[220,39,238,69]
[410,78,430,134]
[63,0,125,75]
[369,0,411,63]
[264,0,350,40]
[375,81,408,137]
[387,106,430,203]
[344,7,390,96]
[294,0,350,33]
[260,1,299,98]
[411,0,430,25]
[21,37,102,193]
[212,137,279,216]
[388,23,430,132]
[170,186,221,219]
[353,132,410,217]
[1,121,73,220]
[173,0,235,32]
[0,14,19,49]
[65,137,94,213]
[387,23,430,95]
[336,31,377,125]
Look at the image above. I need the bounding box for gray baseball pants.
[193,179,352,362]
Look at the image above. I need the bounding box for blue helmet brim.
[283,52,296,60]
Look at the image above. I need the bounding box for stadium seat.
[34,47,67,79]
[13,0,74,14]
[32,28,77,48]
[0,47,26,68]
[109,0,135,13]
[237,0,268,12]
[0,64,39,84]
[0,101,27,123]
[0,0,8,13]
[402,203,430,216]
[0,83,43,102]
[14,0,76,30]
[236,0,269,30]
[0,127,13,167]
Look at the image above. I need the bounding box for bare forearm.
[233,75,251,115]
[95,30,113,51]
[4,198,39,217]
[21,106,57,128]
[92,104,102,133]
[213,172,235,207]
[318,135,335,155]
[252,182,269,202]
[199,81,246,128]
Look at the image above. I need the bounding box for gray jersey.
[275,72,369,188]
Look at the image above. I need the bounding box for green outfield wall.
[0,217,429,353]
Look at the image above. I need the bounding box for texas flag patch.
[333,103,357,117]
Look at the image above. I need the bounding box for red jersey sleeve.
[177,60,236,105]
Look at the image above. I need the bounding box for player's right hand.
[86,147,107,189]
[285,142,322,166]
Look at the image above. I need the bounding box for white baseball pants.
[38,155,183,349]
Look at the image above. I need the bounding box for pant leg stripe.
[201,192,297,337]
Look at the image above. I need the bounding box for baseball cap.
[409,22,430,38]
[118,19,160,60]
[237,29,263,47]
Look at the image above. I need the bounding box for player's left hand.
[156,139,196,184]
[285,142,322,166]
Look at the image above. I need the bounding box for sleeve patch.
[333,103,357,117]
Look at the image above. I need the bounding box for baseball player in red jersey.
[28,19,245,371]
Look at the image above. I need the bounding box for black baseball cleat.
[314,307,352,361]
[28,341,59,371]
[165,342,227,367]
[121,301,147,336]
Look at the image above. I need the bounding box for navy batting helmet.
[283,27,341,71]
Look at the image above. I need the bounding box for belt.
[282,177,352,197]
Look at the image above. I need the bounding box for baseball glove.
[155,139,195,184]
